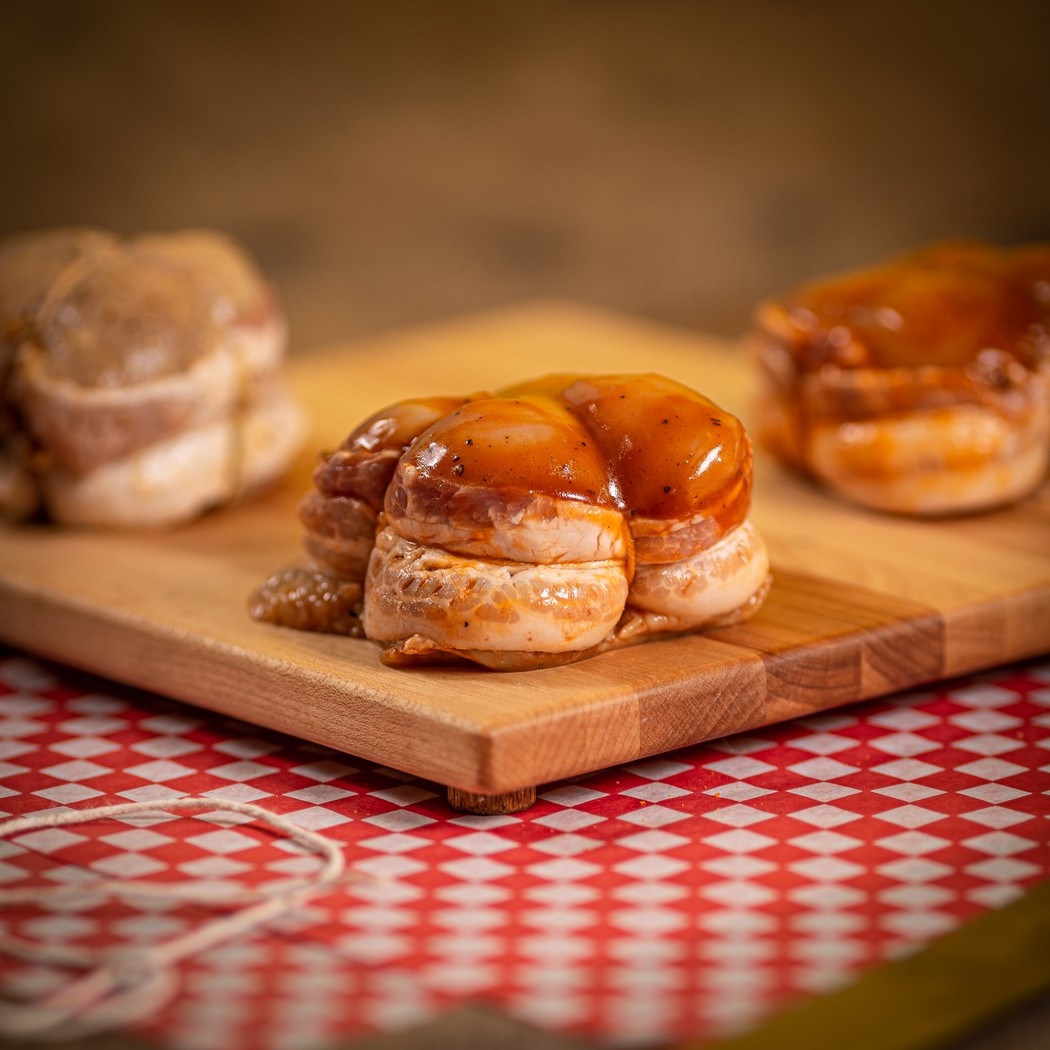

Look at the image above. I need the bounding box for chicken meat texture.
[251,373,770,670]
[0,226,304,526]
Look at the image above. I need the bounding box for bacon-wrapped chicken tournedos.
[0,227,306,527]
[751,241,1050,516]
[251,373,771,670]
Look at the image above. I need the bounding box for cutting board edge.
[4,569,1049,797]
[0,582,504,791]
[939,583,1050,678]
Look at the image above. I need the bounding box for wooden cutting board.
[1,302,1048,804]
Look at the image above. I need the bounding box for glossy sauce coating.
[313,395,470,510]
[558,373,748,523]
[397,373,749,525]
[340,395,474,457]
[397,394,617,506]
[762,241,1050,374]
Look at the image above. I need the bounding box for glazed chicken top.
[347,373,752,551]
[251,372,770,670]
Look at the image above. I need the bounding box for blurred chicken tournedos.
[750,240,1050,516]
[0,226,306,527]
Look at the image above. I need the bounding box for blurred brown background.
[2,0,1049,355]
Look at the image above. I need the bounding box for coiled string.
[0,798,347,1040]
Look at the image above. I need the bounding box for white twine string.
[0,797,348,1041]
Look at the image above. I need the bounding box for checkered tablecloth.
[2,647,1048,1049]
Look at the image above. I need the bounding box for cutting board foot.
[447,785,537,814]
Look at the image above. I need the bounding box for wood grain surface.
[1,302,1048,795]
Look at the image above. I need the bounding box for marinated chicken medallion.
[251,372,771,670]
[751,240,1050,516]
[0,226,305,527]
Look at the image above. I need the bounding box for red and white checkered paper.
[1,647,1048,1049]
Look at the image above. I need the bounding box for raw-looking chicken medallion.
[251,373,771,670]
[0,226,305,527]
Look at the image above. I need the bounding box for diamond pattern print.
[1,650,1048,1050]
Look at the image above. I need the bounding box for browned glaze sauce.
[313,396,469,509]
[395,395,617,505]
[402,373,750,528]
[764,241,1050,376]
[754,242,1050,469]
[554,373,749,528]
